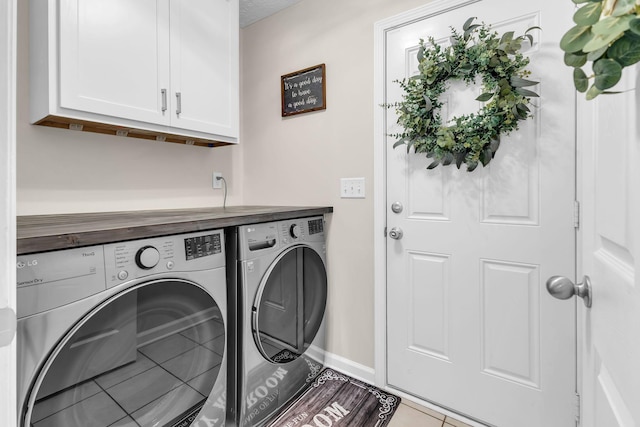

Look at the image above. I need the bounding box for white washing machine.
[237,217,327,426]
[17,230,233,427]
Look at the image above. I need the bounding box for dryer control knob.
[290,224,300,239]
[136,246,160,270]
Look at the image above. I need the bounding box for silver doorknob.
[391,202,403,214]
[389,227,403,240]
[546,275,592,308]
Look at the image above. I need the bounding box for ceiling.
[239,0,304,28]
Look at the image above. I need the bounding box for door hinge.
[574,200,580,229]
[575,392,581,424]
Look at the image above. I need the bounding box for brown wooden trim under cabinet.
[34,115,234,148]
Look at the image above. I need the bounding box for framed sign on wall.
[281,64,326,117]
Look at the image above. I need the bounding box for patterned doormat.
[266,368,401,427]
[168,400,206,427]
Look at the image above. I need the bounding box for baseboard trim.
[323,351,375,384]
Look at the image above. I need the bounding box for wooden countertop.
[17,205,333,254]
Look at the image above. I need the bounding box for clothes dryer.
[237,217,327,426]
[17,230,233,427]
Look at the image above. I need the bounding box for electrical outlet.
[340,177,365,199]
[213,172,223,189]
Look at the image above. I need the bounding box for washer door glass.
[26,280,225,427]
[254,246,327,363]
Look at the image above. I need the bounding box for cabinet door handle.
[161,89,167,112]
[176,92,182,116]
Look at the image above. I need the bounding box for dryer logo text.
[17,259,37,269]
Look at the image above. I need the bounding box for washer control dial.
[289,224,301,239]
[136,246,160,270]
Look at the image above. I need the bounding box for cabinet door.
[59,0,171,125]
[169,0,239,138]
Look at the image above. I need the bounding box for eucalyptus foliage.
[560,0,640,99]
[389,18,539,171]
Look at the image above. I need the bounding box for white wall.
[241,0,429,368]
[16,0,243,215]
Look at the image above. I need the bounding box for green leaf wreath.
[389,18,540,171]
[560,0,640,100]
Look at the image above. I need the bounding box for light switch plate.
[340,177,365,199]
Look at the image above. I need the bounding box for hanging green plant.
[560,0,640,100]
[389,18,540,171]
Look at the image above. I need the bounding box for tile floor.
[31,320,225,427]
[388,400,474,427]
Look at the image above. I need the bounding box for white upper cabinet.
[169,0,239,137]
[30,0,239,147]
[58,0,172,126]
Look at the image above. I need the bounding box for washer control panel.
[184,233,222,260]
[240,216,325,257]
[307,217,324,235]
[279,216,324,245]
[104,229,225,288]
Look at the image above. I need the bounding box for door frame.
[372,0,579,422]
[0,0,17,425]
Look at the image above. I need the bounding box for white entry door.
[384,1,576,426]
[578,64,640,425]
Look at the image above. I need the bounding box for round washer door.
[24,279,225,427]
[253,245,327,363]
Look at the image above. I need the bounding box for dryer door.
[253,245,327,363]
[23,279,226,427]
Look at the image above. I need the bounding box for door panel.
[385,1,576,425]
[59,0,171,124]
[480,260,540,388]
[169,0,239,137]
[480,119,540,225]
[580,64,640,426]
[407,251,450,361]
